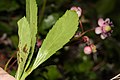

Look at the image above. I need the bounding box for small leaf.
[32,10,79,70]
[24,0,37,71]
[16,17,31,80]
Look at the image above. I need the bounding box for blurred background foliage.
[0,0,120,80]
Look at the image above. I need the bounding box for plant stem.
[66,28,95,45]
[4,53,16,71]
[7,59,17,71]
[79,20,84,32]
[20,68,33,80]
[74,28,95,41]
[110,73,120,80]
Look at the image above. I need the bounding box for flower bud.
[36,39,42,47]
[90,44,97,53]
[84,46,92,54]
[82,36,90,43]
[70,6,82,17]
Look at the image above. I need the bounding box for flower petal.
[70,6,82,17]
[100,34,106,39]
[90,44,97,53]
[70,6,77,11]
[95,27,102,34]
[98,18,104,26]
[105,18,110,23]
[77,7,82,17]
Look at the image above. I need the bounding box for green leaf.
[24,0,37,70]
[32,10,79,70]
[16,17,31,80]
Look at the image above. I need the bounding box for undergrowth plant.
[15,0,114,80]
[16,0,79,80]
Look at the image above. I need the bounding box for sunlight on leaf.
[32,10,79,70]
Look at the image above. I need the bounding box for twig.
[73,28,95,41]
[79,21,84,32]
[92,61,105,71]
[4,52,16,71]
[7,59,17,71]
[111,73,120,80]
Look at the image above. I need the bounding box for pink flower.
[70,6,82,17]
[90,44,97,53]
[84,44,97,55]
[95,18,113,39]
[84,46,92,54]
[82,36,90,43]
[36,39,42,48]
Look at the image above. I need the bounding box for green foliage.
[24,0,37,71]
[0,0,19,12]
[16,0,38,79]
[43,65,62,80]
[16,0,79,80]
[1,0,120,80]
[96,0,116,15]
[63,52,96,80]
[32,10,79,70]
[0,22,12,34]
[16,17,31,80]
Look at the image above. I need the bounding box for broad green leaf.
[16,17,31,80]
[25,0,37,70]
[32,10,79,70]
